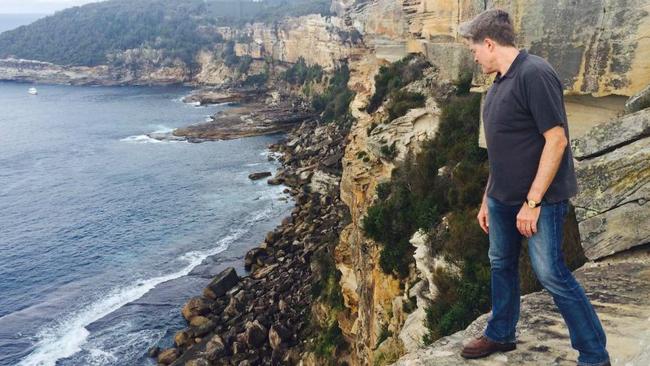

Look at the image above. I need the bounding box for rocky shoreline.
[147,118,351,365]
[150,88,315,143]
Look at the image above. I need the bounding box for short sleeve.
[523,66,566,134]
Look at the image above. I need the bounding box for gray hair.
[458,8,516,47]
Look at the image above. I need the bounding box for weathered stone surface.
[391,249,650,365]
[245,320,268,348]
[572,136,650,260]
[174,329,190,347]
[181,296,210,321]
[269,323,291,350]
[367,103,440,163]
[624,83,650,114]
[571,108,650,160]
[157,348,180,365]
[185,359,209,366]
[205,267,239,299]
[205,334,226,359]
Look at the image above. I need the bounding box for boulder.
[205,334,226,360]
[185,359,210,366]
[174,329,190,347]
[572,136,649,260]
[248,171,272,180]
[571,108,650,160]
[157,348,179,365]
[204,267,239,299]
[147,346,160,358]
[192,318,216,337]
[181,297,210,321]
[268,323,291,350]
[245,320,268,348]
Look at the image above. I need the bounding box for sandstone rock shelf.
[391,246,650,366]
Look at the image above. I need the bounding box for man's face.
[468,38,497,74]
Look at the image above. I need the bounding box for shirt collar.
[494,48,528,83]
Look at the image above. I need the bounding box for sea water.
[0,81,293,365]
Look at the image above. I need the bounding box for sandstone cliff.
[329,1,650,366]
[0,13,358,87]
[3,1,649,365]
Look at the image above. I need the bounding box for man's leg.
[483,196,523,343]
[528,199,610,366]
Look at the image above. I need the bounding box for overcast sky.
[0,0,103,14]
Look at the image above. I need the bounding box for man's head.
[458,9,517,74]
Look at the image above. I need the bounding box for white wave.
[119,135,163,144]
[86,348,117,365]
[260,150,283,160]
[120,125,178,144]
[150,125,175,134]
[248,206,275,223]
[17,231,244,366]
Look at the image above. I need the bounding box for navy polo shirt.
[483,48,578,205]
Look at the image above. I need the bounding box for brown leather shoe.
[460,334,516,359]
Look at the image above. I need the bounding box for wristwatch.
[526,198,541,208]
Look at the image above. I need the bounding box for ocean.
[0,81,294,365]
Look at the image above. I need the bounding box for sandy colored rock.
[391,248,650,365]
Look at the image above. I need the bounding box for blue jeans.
[483,196,610,366]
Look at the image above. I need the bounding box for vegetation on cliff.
[312,62,356,126]
[366,55,431,114]
[362,78,485,279]
[282,57,356,127]
[0,0,331,67]
[361,66,587,345]
[0,0,215,66]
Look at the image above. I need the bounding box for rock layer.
[390,246,650,365]
[570,109,650,260]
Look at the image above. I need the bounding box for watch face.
[528,200,535,208]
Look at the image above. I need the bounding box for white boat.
[28,87,38,95]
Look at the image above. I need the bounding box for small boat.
[28,87,38,95]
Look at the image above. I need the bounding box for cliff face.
[0,14,358,86]
[2,1,648,365]
[331,1,650,365]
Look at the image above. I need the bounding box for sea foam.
[17,229,244,366]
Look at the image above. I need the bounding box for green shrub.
[375,323,393,349]
[242,73,268,87]
[384,91,425,123]
[312,61,356,125]
[282,56,324,85]
[367,122,378,135]
[237,55,253,74]
[222,40,240,67]
[310,248,345,309]
[313,319,346,358]
[366,54,431,113]
[380,141,398,160]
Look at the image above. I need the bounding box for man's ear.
[484,38,494,52]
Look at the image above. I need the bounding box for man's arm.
[516,125,567,237]
[477,174,490,234]
[526,126,567,202]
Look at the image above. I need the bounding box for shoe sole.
[460,343,516,359]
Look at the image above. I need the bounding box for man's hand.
[516,203,541,238]
[477,196,489,234]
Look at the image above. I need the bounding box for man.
[456,9,611,366]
